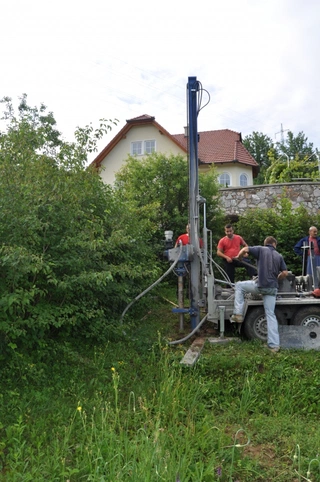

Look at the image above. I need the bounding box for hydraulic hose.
[209,254,233,286]
[168,313,208,345]
[120,243,183,323]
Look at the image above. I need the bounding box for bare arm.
[235,246,249,260]
[278,270,289,280]
[217,248,233,263]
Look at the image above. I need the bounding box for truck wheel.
[243,307,287,341]
[291,307,320,328]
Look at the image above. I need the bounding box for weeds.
[1,302,320,480]
[227,429,251,482]
[293,444,320,482]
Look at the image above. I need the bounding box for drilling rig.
[165,76,320,350]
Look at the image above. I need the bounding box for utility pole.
[275,123,289,144]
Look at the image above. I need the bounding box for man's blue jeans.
[234,280,279,348]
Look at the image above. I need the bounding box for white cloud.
[1,0,320,155]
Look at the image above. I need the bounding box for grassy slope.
[1,292,320,481]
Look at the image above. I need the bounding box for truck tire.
[291,306,320,328]
[243,307,287,341]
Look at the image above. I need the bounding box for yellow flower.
[111,367,115,372]
[77,406,82,412]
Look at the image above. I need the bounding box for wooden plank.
[180,337,206,366]
[180,336,242,366]
[207,336,241,345]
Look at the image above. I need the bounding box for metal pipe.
[178,275,184,332]
[219,305,225,338]
[302,242,307,276]
[188,76,201,330]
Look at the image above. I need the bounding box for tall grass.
[1,301,320,481]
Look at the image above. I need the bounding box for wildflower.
[77,406,82,412]
[111,367,115,372]
[216,466,222,477]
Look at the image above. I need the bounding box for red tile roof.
[173,129,258,168]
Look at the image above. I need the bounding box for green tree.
[0,96,157,348]
[114,153,223,251]
[235,195,317,274]
[277,131,314,160]
[265,131,319,183]
[243,132,276,185]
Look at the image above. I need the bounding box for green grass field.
[1,294,320,481]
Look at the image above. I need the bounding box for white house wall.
[200,164,253,187]
[99,125,185,185]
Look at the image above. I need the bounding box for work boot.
[268,346,280,353]
[230,314,243,324]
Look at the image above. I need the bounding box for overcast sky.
[2,0,320,160]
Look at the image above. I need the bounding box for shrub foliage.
[235,195,320,274]
[0,96,158,348]
[1,95,319,350]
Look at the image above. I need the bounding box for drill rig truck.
[165,77,320,346]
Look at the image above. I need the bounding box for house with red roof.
[90,114,259,186]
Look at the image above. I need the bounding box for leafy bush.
[0,96,158,348]
[235,194,320,274]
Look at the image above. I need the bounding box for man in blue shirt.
[294,226,320,276]
[230,236,288,353]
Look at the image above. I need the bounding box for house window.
[240,173,248,187]
[131,141,142,155]
[131,139,156,156]
[219,172,231,187]
[144,140,156,154]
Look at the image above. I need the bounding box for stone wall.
[219,182,320,217]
